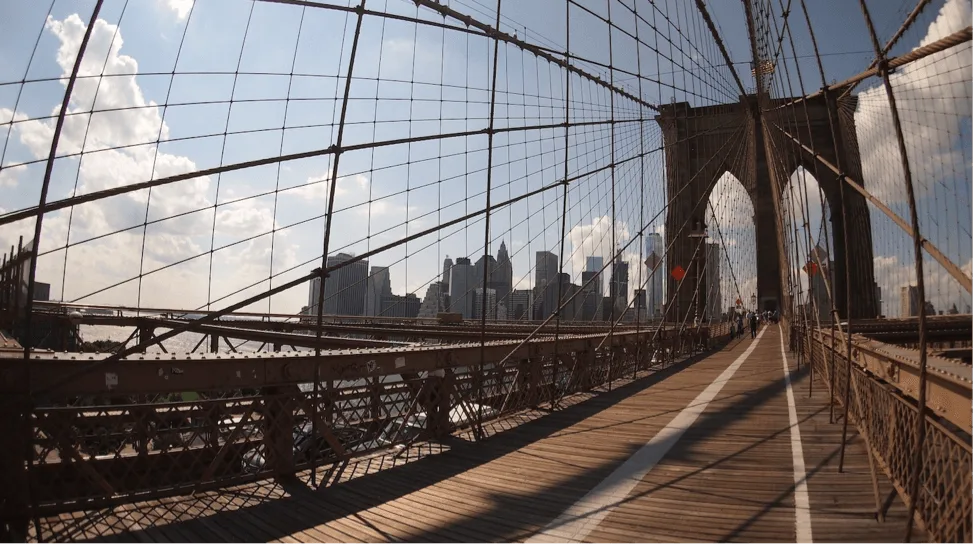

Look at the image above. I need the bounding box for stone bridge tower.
[656,90,879,323]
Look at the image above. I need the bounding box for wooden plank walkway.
[35,325,923,542]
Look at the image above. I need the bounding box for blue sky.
[0,0,969,318]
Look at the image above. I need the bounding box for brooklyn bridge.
[0,0,970,541]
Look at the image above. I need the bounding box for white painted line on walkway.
[527,327,768,543]
[779,323,813,543]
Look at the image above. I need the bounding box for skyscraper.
[441,257,453,292]
[365,266,392,316]
[808,243,833,322]
[584,255,603,299]
[508,289,533,320]
[586,256,604,273]
[308,253,368,316]
[581,270,601,321]
[472,288,497,320]
[609,255,629,315]
[704,243,722,320]
[900,285,920,317]
[645,233,664,318]
[495,241,513,309]
[449,257,476,319]
[534,251,559,319]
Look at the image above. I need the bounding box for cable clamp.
[877,57,894,76]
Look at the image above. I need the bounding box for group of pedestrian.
[729,308,779,339]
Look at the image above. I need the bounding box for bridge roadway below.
[37,325,922,542]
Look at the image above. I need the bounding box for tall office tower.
[808,243,833,322]
[899,285,920,317]
[472,288,498,320]
[307,278,321,316]
[645,233,664,317]
[609,255,629,307]
[495,241,514,309]
[508,289,533,320]
[534,251,559,319]
[365,266,392,316]
[308,253,368,316]
[449,257,475,319]
[581,270,600,321]
[584,255,603,299]
[441,257,453,293]
[704,243,722,320]
[586,255,604,272]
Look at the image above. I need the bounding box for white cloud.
[0,164,24,188]
[854,0,972,204]
[290,173,369,201]
[863,250,972,317]
[162,0,194,20]
[0,14,305,313]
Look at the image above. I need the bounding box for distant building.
[634,288,646,312]
[704,243,722,321]
[608,255,629,319]
[645,233,664,317]
[441,257,453,292]
[418,282,448,318]
[873,282,882,317]
[584,257,603,293]
[308,253,368,316]
[472,288,497,320]
[33,281,50,302]
[449,257,476,319]
[508,289,533,320]
[381,293,421,318]
[365,266,392,317]
[495,241,513,310]
[534,251,559,319]
[900,285,920,317]
[808,243,833,322]
[601,296,614,321]
[581,270,602,321]
[560,279,583,321]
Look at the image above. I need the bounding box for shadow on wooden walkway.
[36,326,922,542]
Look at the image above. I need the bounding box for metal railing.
[796,324,972,542]
[0,323,727,536]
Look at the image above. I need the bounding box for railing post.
[263,386,296,477]
[0,394,31,542]
[424,370,448,439]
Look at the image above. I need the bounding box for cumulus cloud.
[872,254,971,317]
[854,0,972,204]
[162,0,194,20]
[0,15,303,312]
[565,214,644,303]
[290,173,368,201]
[0,164,24,188]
